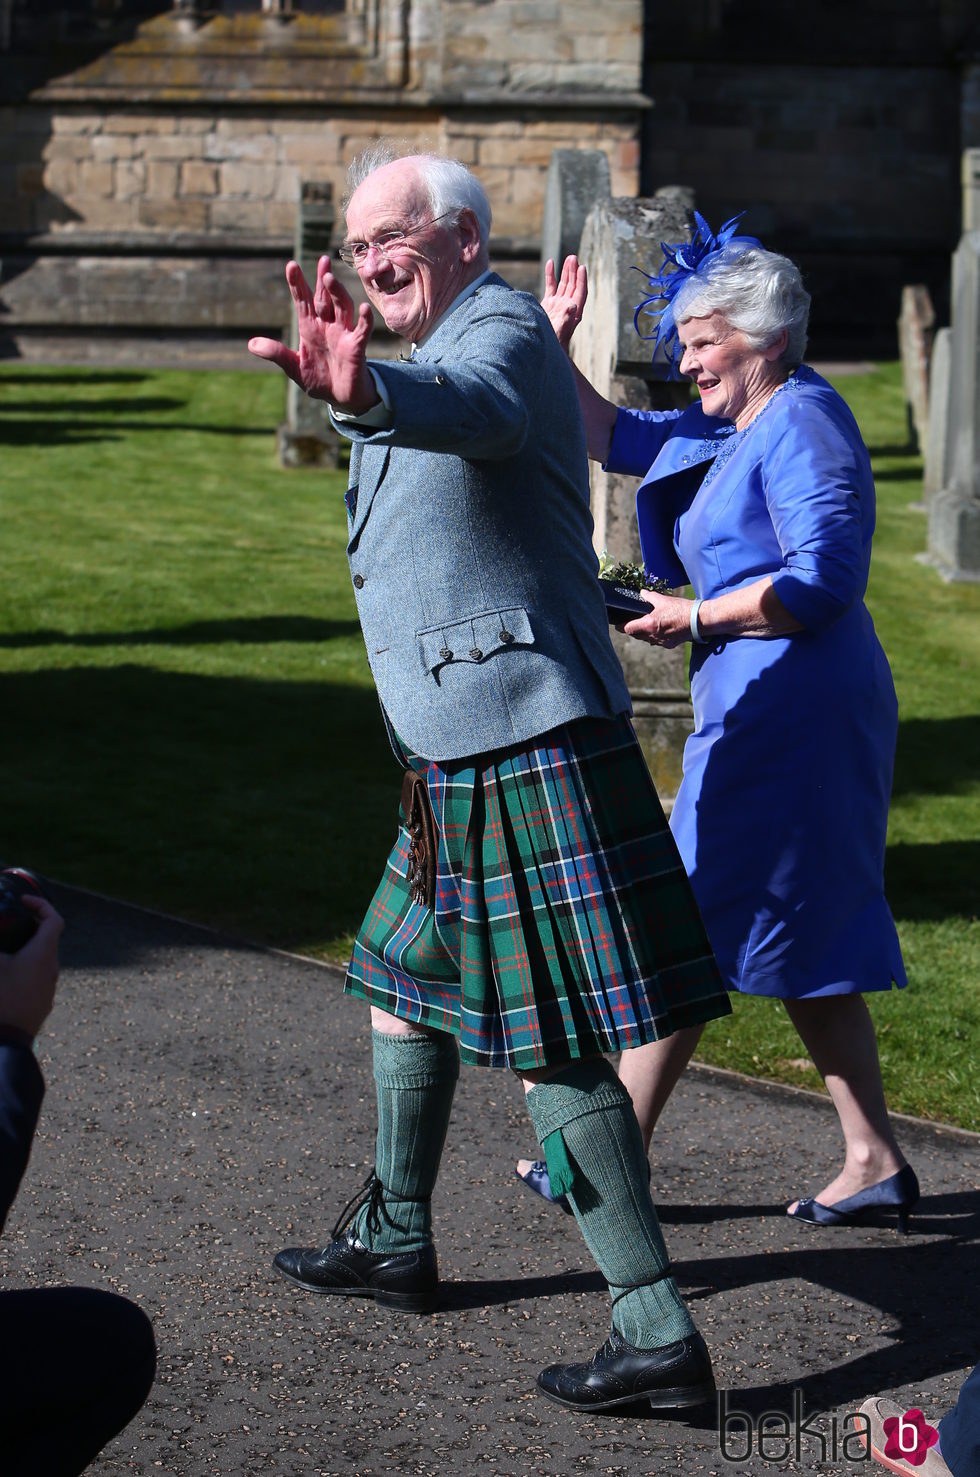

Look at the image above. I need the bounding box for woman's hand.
[541,255,588,352]
[622,591,697,649]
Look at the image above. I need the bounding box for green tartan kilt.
[346,714,730,1070]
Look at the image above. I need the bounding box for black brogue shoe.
[273,1230,438,1312]
[273,1171,438,1313]
[537,1327,716,1413]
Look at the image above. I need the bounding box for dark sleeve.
[0,1040,45,1235]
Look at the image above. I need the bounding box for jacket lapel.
[348,442,390,545]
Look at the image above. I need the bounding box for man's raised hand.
[248,256,379,415]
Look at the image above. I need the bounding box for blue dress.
[606,366,907,998]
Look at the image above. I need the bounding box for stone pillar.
[571,188,696,803]
[277,181,342,470]
[539,149,611,295]
[963,148,980,231]
[926,228,980,580]
[897,284,934,455]
[922,325,953,503]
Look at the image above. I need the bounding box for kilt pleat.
[346,715,730,1069]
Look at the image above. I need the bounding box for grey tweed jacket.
[336,273,631,762]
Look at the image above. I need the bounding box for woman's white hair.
[673,243,811,368]
[343,140,492,245]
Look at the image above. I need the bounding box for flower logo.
[883,1408,940,1466]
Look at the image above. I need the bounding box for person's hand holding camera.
[0,896,64,1044]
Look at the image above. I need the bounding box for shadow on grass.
[0,396,188,416]
[0,616,361,648]
[0,371,153,384]
[0,663,399,954]
[868,442,921,459]
[0,418,273,444]
[885,840,980,921]
[893,715,980,799]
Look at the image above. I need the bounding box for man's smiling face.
[344,160,479,344]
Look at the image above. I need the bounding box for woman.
[517,213,918,1230]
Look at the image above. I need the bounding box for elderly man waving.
[249,142,729,1415]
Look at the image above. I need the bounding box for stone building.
[1,0,978,362]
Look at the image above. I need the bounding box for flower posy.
[633,210,762,374]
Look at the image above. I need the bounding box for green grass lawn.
[1,360,977,1129]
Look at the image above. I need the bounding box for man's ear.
[457,208,482,264]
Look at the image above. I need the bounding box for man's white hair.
[343,141,492,244]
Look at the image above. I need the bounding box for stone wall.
[1,0,978,361]
[0,0,646,357]
[641,1,980,356]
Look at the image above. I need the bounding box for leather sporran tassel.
[400,769,437,911]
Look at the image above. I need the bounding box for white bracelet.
[689,598,705,643]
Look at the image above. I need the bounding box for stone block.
[897,284,934,453]
[220,161,278,199]
[146,160,180,197]
[92,134,135,162]
[926,489,980,580]
[143,134,205,161]
[926,227,980,578]
[78,160,115,197]
[963,148,980,231]
[540,148,610,293]
[181,160,219,196]
[177,117,217,136]
[923,325,952,500]
[50,114,102,136]
[138,197,209,231]
[115,159,147,200]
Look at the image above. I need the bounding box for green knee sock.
[354,1029,459,1254]
[526,1059,695,1349]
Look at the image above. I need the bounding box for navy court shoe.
[787,1164,920,1233]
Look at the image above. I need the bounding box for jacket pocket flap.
[419,607,533,673]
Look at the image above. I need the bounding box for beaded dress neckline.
[689,365,812,490]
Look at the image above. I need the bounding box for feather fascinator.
[634,211,762,374]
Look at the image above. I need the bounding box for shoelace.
[330,1171,385,1243]
[329,1170,417,1246]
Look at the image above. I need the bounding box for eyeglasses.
[336,211,457,269]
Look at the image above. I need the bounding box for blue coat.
[607,367,907,998]
[336,274,631,762]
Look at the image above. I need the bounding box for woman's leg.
[616,1026,707,1152]
[783,993,907,1210]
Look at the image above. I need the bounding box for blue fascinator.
[634,211,763,374]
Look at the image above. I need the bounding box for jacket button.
[499,629,514,644]
[435,374,447,386]
[469,647,483,661]
[439,646,453,661]
[352,573,364,589]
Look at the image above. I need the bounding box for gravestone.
[963,149,980,232]
[926,228,980,579]
[570,187,696,803]
[277,181,342,470]
[897,284,934,454]
[922,325,952,502]
[539,150,611,295]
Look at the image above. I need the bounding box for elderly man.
[248,142,730,1414]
